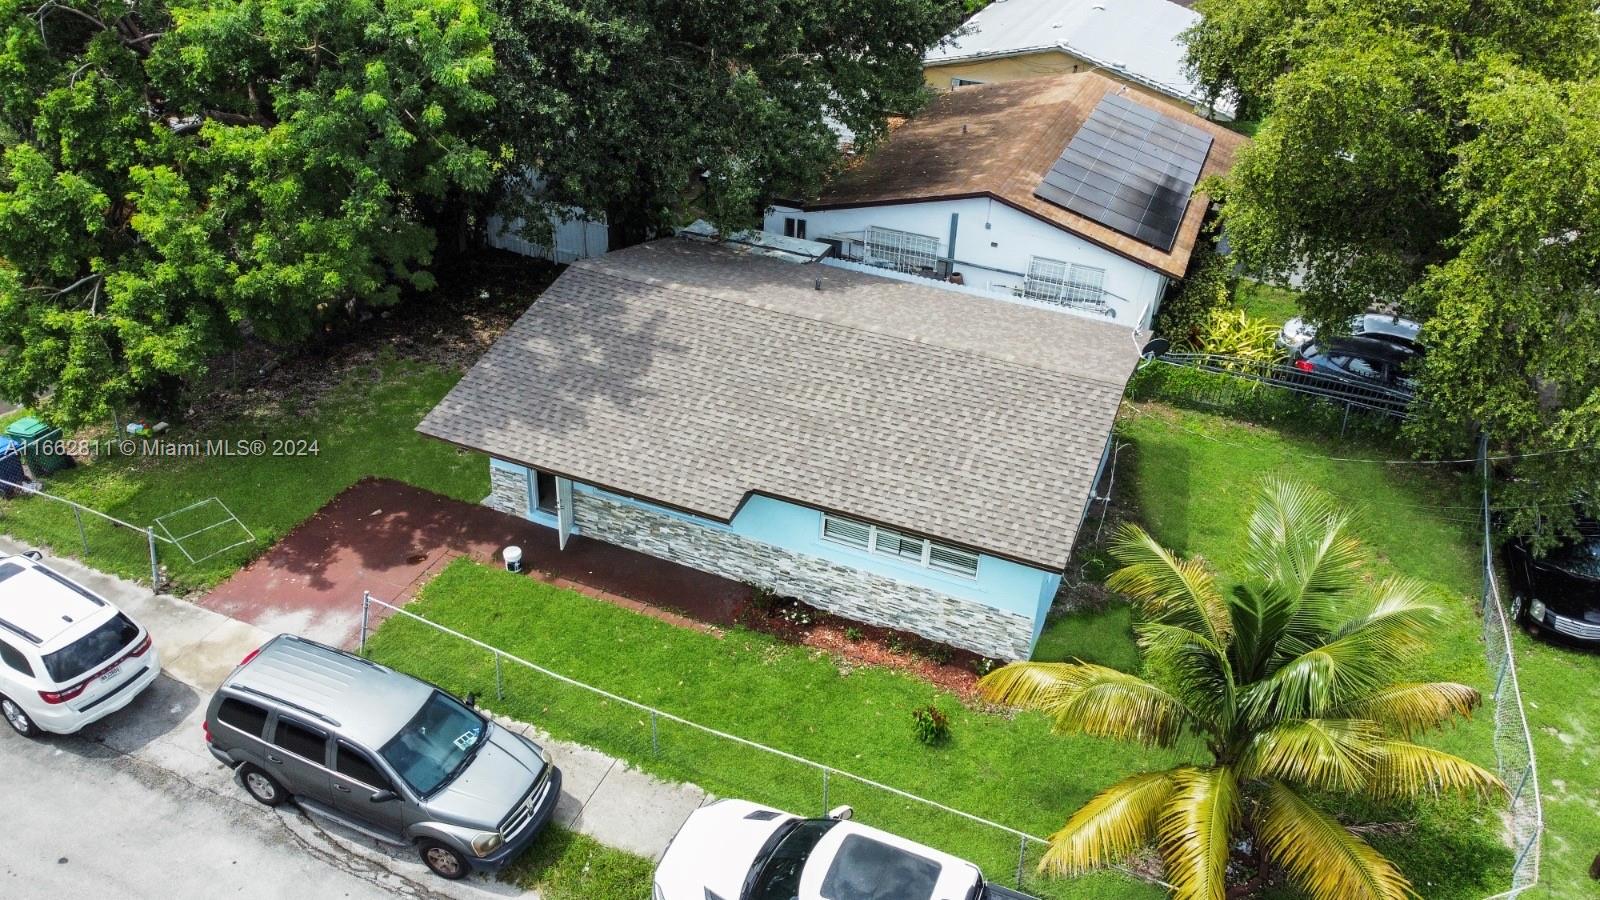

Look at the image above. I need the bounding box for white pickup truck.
[652,799,1037,900]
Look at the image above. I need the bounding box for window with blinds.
[864,226,940,273]
[1023,256,1107,307]
[819,514,980,578]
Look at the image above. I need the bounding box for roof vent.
[814,277,823,291]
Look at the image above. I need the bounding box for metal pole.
[145,526,159,589]
[495,652,504,701]
[73,506,88,555]
[1493,658,1509,702]
[822,769,829,812]
[359,592,370,654]
[1016,835,1027,887]
[1509,764,1532,808]
[650,711,659,756]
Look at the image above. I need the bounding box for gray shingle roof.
[419,239,1139,569]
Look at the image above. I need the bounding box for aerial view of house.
[1,1,1593,899]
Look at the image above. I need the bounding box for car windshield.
[1549,537,1600,580]
[379,691,486,796]
[42,612,138,683]
[745,819,841,900]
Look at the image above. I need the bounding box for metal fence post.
[650,710,659,756]
[821,768,829,812]
[359,592,370,654]
[495,652,504,701]
[1016,835,1027,887]
[145,526,159,589]
[73,506,88,555]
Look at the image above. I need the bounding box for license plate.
[98,664,123,683]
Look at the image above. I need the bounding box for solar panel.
[1034,93,1214,251]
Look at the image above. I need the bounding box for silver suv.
[204,634,561,879]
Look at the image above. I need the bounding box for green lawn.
[1234,278,1302,326]
[0,355,487,591]
[1509,631,1600,897]
[366,401,1515,899]
[504,826,655,899]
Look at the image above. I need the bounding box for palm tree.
[979,480,1502,900]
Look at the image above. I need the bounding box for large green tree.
[980,481,1501,900]
[0,0,497,424]
[482,0,962,247]
[1183,0,1600,537]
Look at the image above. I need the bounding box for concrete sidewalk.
[1,538,710,867]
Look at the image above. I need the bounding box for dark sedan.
[1505,520,1600,648]
[1291,334,1422,398]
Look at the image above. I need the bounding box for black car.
[1505,519,1600,648]
[1291,334,1422,398]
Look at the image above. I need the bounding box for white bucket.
[504,545,523,573]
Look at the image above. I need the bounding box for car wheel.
[419,840,469,880]
[239,764,288,807]
[1511,594,1524,624]
[0,695,40,737]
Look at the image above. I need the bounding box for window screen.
[336,742,392,790]
[273,718,327,763]
[821,515,871,550]
[217,698,269,738]
[820,515,979,578]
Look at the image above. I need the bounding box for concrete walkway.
[1,537,710,872]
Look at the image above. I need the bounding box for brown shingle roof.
[418,239,1140,569]
[807,73,1247,280]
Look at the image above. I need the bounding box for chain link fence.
[1476,438,1543,897]
[358,593,1170,899]
[0,477,167,586]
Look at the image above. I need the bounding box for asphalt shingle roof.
[419,239,1139,569]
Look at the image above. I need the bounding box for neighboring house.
[485,173,611,264]
[923,0,1231,119]
[417,237,1140,660]
[765,73,1246,329]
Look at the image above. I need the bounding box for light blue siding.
[491,459,1061,647]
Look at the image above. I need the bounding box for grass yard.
[0,355,487,591]
[1233,278,1302,325]
[1508,632,1600,896]
[503,826,655,899]
[367,402,1514,899]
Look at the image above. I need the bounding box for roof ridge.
[567,255,1138,389]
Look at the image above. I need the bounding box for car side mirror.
[22,550,41,561]
[826,805,853,821]
[464,693,478,709]
[370,789,397,804]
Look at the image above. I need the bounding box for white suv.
[0,552,161,737]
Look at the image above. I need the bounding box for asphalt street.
[0,673,519,900]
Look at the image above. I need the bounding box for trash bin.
[0,437,22,496]
[5,416,73,476]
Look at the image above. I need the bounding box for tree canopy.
[0,0,961,425]
[1184,0,1600,539]
[483,0,961,247]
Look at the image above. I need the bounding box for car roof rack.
[229,683,344,730]
[0,618,43,645]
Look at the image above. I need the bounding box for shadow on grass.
[500,826,655,900]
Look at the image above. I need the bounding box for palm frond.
[1156,766,1241,900]
[1247,581,1442,725]
[1257,780,1418,900]
[1366,740,1505,801]
[1037,771,1177,875]
[1343,682,1482,737]
[1240,718,1381,792]
[1134,622,1234,720]
[1107,523,1232,646]
[1246,479,1364,609]
[978,661,1194,747]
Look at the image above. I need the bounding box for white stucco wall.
[765,198,1169,328]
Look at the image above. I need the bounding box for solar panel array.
[1034,93,1214,251]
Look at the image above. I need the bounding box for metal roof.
[418,239,1140,569]
[227,635,435,747]
[925,0,1230,114]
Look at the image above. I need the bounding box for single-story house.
[417,237,1139,660]
[764,73,1246,329]
[923,0,1232,119]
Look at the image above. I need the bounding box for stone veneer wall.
[571,490,1039,660]
[485,465,1040,657]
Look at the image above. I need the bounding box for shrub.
[1187,308,1281,363]
[778,601,814,628]
[1153,231,1234,345]
[921,641,954,665]
[844,626,864,642]
[910,704,950,745]
[973,656,997,677]
[747,583,779,612]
